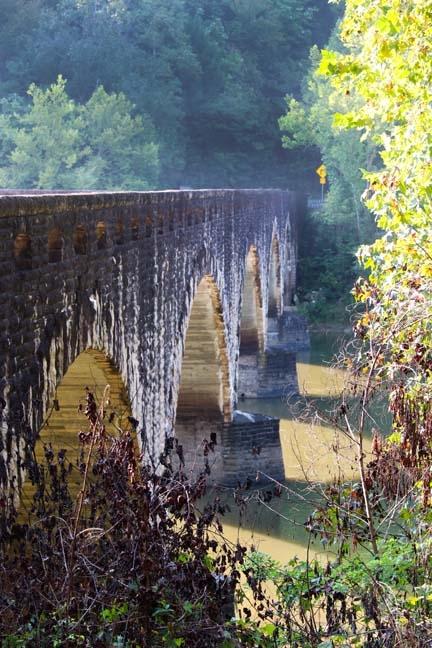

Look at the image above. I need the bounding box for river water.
[219,331,360,564]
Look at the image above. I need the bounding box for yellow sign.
[319,177,326,185]
[316,164,327,178]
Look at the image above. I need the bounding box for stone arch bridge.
[0,189,307,491]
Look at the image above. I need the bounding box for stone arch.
[95,221,107,249]
[32,283,118,443]
[176,275,231,424]
[14,232,32,270]
[173,274,230,479]
[48,227,64,263]
[267,234,281,318]
[239,245,263,355]
[73,224,88,255]
[284,216,296,306]
[19,349,132,514]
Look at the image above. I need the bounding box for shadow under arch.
[268,233,282,318]
[239,245,264,355]
[174,275,231,479]
[19,349,132,517]
[176,275,230,422]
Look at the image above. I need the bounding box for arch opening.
[239,245,263,355]
[95,221,107,249]
[145,215,152,238]
[20,349,132,516]
[73,224,88,255]
[176,276,230,423]
[48,227,63,263]
[174,275,230,480]
[14,232,32,270]
[267,235,281,318]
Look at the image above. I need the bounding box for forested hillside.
[0,0,339,190]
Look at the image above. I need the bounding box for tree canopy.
[321,0,432,475]
[0,76,159,190]
[0,0,338,190]
[278,31,377,311]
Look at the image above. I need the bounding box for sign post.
[316,164,327,202]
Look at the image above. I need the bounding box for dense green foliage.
[323,0,432,492]
[295,208,360,323]
[280,43,377,238]
[0,76,158,189]
[0,0,338,190]
[279,27,378,311]
[282,0,432,644]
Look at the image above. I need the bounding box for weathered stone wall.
[237,350,299,400]
[0,189,305,490]
[222,411,284,486]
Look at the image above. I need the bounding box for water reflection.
[217,332,367,562]
[296,330,347,398]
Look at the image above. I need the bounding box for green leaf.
[261,622,277,637]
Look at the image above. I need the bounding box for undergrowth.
[0,390,265,647]
[1,387,432,647]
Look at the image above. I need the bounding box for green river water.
[220,331,367,564]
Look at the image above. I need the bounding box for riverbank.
[297,296,355,336]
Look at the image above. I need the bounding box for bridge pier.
[238,308,309,399]
[222,411,284,486]
[174,415,224,482]
[175,411,284,486]
[237,349,298,399]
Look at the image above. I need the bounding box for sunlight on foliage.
[0,76,159,190]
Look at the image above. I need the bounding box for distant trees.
[0,76,159,190]
[278,27,377,310]
[0,0,338,189]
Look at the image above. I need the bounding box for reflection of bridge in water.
[0,189,308,494]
